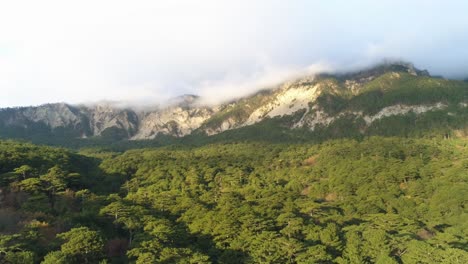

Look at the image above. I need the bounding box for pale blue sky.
[1,0,468,107]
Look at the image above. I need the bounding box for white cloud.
[196,61,333,105]
[0,0,467,107]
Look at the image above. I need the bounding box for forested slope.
[0,137,466,263]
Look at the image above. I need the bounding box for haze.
[1,0,468,107]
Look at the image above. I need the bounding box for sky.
[1,0,468,107]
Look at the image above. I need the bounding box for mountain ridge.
[1,62,467,146]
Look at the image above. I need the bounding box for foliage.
[0,136,467,263]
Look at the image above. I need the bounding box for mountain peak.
[339,61,430,80]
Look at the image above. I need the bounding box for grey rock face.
[0,100,218,139]
[79,104,139,137]
[0,103,87,133]
[134,106,215,139]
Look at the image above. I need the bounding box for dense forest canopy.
[0,136,466,263]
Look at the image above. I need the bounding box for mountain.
[1,64,467,263]
[1,62,467,147]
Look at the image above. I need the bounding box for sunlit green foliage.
[0,136,467,263]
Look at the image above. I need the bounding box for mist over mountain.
[0,61,466,148]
